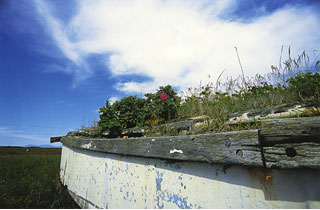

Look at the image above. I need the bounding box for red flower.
[160,93,168,100]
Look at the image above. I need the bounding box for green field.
[0,146,80,209]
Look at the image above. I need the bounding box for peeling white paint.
[60,145,320,209]
[169,149,183,154]
[82,142,92,149]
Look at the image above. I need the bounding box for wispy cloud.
[33,0,92,85]
[0,127,49,143]
[34,0,320,92]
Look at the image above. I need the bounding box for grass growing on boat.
[178,49,320,132]
[91,49,320,136]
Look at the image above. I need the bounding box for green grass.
[84,49,320,136]
[141,50,320,136]
[0,146,62,156]
[0,147,79,209]
[177,49,320,132]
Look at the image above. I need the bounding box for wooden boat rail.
[52,116,320,169]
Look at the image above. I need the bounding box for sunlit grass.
[0,147,79,209]
[84,48,320,136]
[178,49,320,132]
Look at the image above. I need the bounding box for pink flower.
[160,93,168,100]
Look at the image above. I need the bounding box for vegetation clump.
[97,49,320,136]
[98,85,180,137]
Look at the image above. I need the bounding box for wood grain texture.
[61,129,263,167]
[228,101,320,120]
[260,116,320,144]
[258,116,320,169]
[55,116,320,169]
[263,142,320,169]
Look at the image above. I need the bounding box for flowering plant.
[98,85,181,135]
[145,85,180,122]
[160,93,168,100]
[98,96,152,136]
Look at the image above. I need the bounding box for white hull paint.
[60,145,320,209]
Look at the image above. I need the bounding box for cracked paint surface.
[60,145,320,209]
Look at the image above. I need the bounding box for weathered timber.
[256,116,320,169]
[228,100,320,124]
[61,129,263,167]
[121,127,145,137]
[68,129,103,138]
[263,142,320,169]
[66,116,208,138]
[50,136,62,143]
[53,116,320,169]
[121,116,208,137]
[259,116,320,144]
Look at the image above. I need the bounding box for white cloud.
[34,0,320,93]
[0,127,49,143]
[109,96,120,105]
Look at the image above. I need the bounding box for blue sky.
[0,0,320,147]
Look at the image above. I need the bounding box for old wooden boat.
[51,102,320,208]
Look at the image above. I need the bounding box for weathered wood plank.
[122,116,208,136]
[55,115,320,169]
[50,136,62,143]
[259,116,320,169]
[61,129,263,167]
[260,116,320,144]
[67,116,208,138]
[228,101,320,123]
[263,142,320,169]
